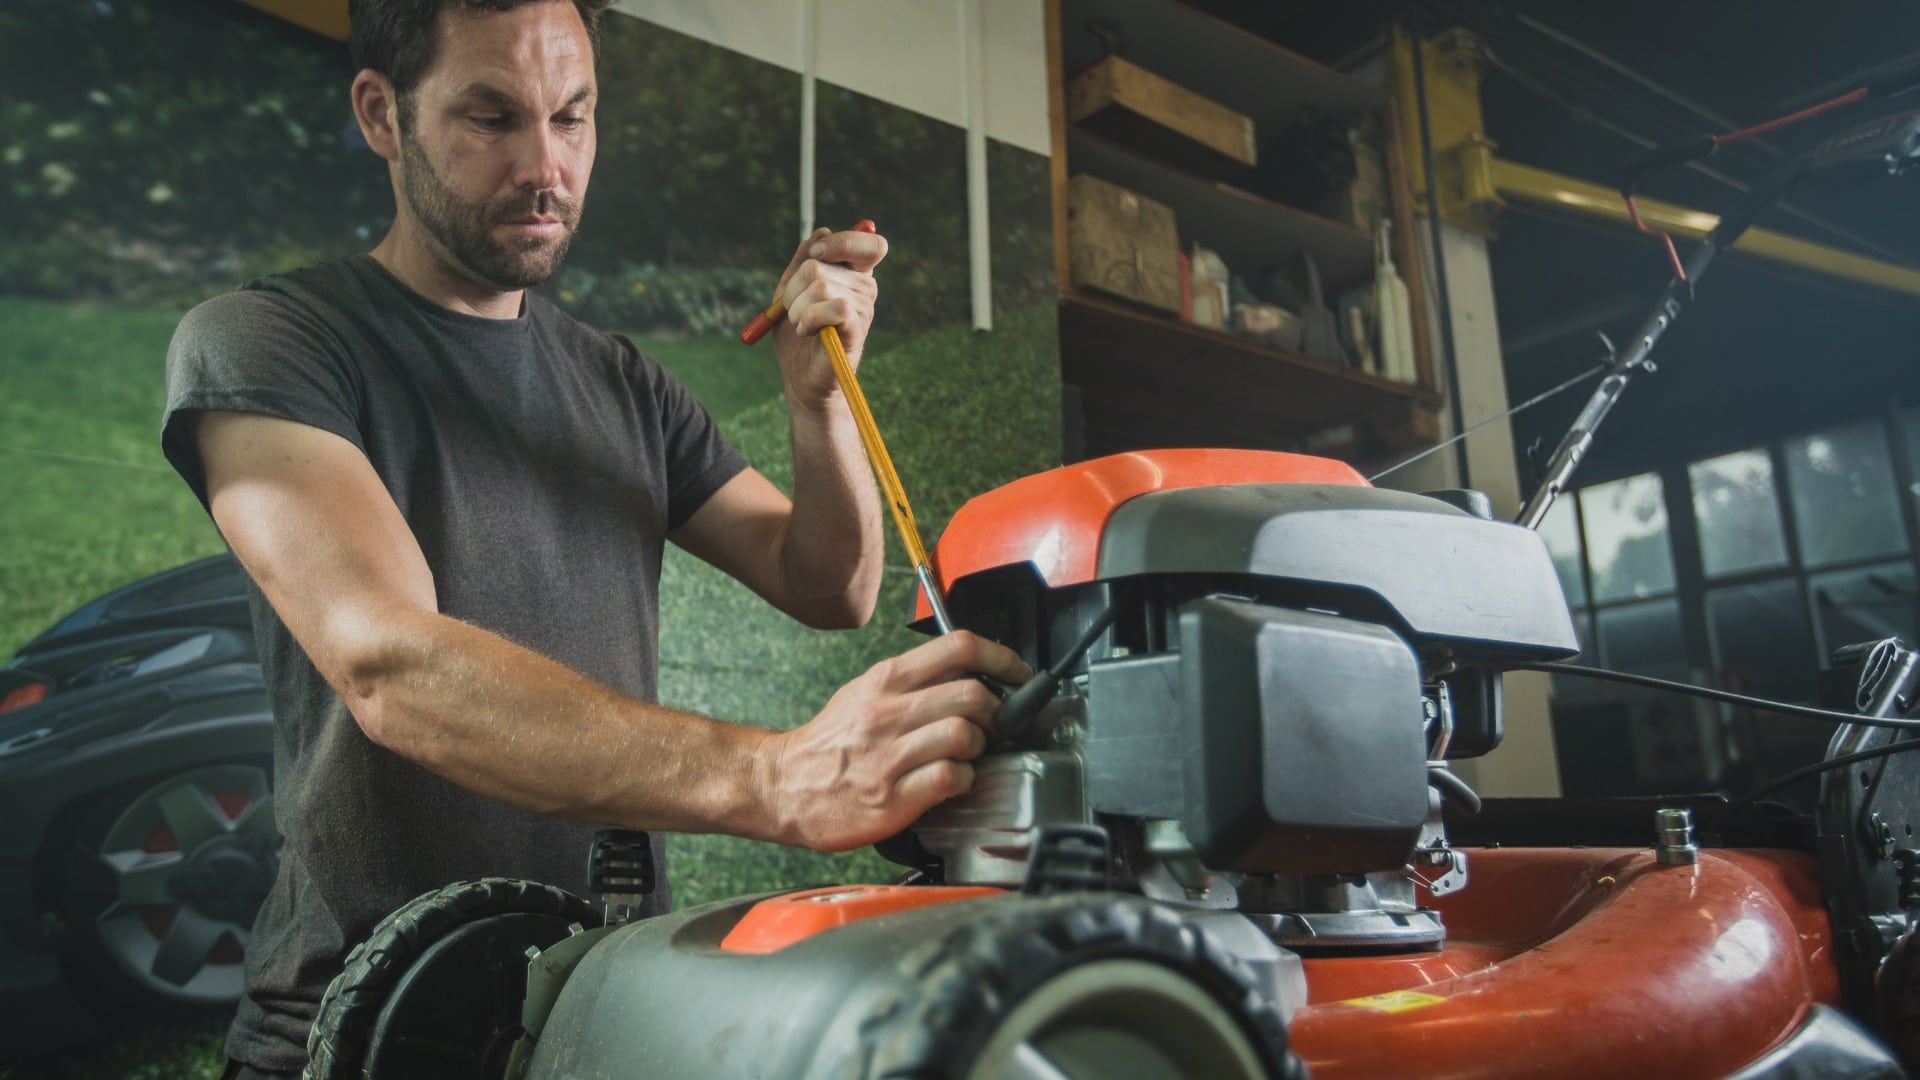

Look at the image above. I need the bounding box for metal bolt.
[1655,807,1698,866]
[1869,812,1897,859]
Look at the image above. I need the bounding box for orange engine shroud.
[915,449,1367,620]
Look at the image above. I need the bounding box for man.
[161,0,1026,1074]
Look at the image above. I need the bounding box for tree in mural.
[0,0,389,302]
[1,1,1053,333]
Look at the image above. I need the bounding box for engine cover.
[1087,599,1428,877]
[1097,484,1578,661]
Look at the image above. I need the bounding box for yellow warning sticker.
[1340,990,1447,1014]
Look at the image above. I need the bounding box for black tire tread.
[303,877,598,1080]
[858,892,1304,1079]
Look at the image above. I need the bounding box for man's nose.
[513,125,564,193]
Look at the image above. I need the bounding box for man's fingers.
[893,757,975,811]
[901,675,1000,732]
[887,714,988,776]
[789,296,861,341]
[885,630,1034,690]
[773,226,832,303]
[781,261,876,321]
[809,228,889,272]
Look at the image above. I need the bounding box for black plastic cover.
[1097,484,1580,661]
[1177,598,1428,876]
[1085,652,1185,819]
[1440,667,1503,759]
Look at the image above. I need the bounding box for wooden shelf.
[1067,126,1373,292]
[1058,290,1437,454]
[1045,0,1440,461]
[1058,0,1383,139]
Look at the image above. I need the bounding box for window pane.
[1690,449,1789,577]
[1784,420,1907,567]
[1579,473,1676,603]
[1707,578,1816,704]
[1596,598,1686,678]
[1538,496,1587,607]
[1811,562,1918,662]
[1707,578,1832,800]
[1557,602,1717,796]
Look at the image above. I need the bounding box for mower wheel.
[305,877,599,1080]
[865,893,1302,1080]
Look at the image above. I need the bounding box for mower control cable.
[1509,660,1920,732]
[1723,738,1920,812]
[1519,660,1920,816]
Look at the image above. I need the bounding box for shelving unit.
[1047,0,1441,462]
[1065,128,1375,291]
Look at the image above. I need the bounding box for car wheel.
[55,761,278,1013]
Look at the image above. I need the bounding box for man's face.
[394,1,597,290]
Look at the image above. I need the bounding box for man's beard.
[398,129,582,290]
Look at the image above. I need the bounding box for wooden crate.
[1068,173,1182,315]
[1067,55,1257,180]
[1316,142,1385,232]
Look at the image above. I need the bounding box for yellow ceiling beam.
[236,0,347,42]
[1489,157,1920,299]
[1394,25,1920,299]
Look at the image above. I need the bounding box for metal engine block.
[899,479,1580,953]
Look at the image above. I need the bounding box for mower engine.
[898,448,1579,952]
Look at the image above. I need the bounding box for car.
[0,555,276,1051]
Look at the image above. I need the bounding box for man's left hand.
[769,224,888,410]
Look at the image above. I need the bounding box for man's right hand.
[756,631,1032,852]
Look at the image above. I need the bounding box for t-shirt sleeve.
[615,335,748,530]
[162,289,365,511]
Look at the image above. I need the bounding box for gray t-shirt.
[162,254,747,1071]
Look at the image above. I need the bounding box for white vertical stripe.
[961,0,992,331]
[799,0,818,240]
[612,0,1051,156]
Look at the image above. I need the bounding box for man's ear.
[351,69,402,163]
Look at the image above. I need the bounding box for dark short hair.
[349,0,612,112]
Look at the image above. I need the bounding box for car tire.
[48,760,278,1021]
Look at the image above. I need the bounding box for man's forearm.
[339,607,781,839]
[779,394,885,626]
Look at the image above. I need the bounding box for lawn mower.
[299,94,1920,1080]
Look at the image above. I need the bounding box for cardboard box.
[1371,402,1441,451]
[1316,142,1385,232]
[1067,55,1256,180]
[1068,174,1182,315]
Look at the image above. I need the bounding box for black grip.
[588,829,655,896]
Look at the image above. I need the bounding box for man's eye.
[471,115,512,131]
[554,115,586,131]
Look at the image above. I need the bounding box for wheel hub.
[169,833,274,923]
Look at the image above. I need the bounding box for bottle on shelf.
[1372,220,1417,384]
